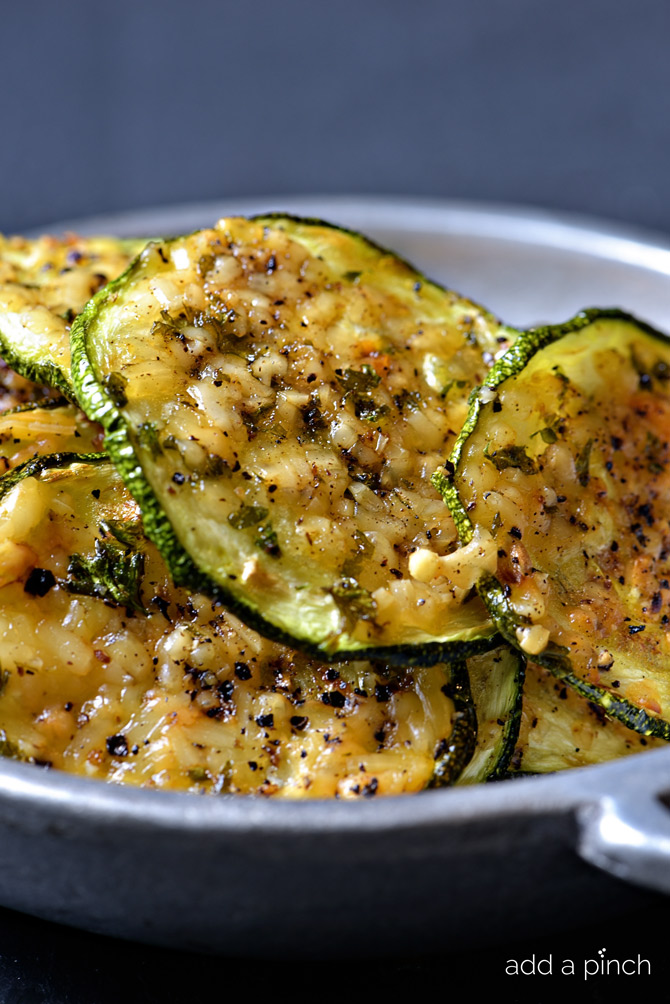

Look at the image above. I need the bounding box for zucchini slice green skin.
[435,308,670,740]
[71,215,516,663]
[0,234,147,399]
[428,660,477,787]
[0,449,109,496]
[0,360,63,411]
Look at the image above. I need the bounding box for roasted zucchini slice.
[457,644,524,783]
[72,215,517,662]
[429,644,524,786]
[0,452,467,796]
[435,308,670,739]
[0,233,146,398]
[511,661,664,774]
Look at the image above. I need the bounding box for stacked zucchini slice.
[0,219,666,794]
[434,308,670,769]
[72,216,517,661]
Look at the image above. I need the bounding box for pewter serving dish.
[10,196,670,956]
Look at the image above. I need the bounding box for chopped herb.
[354,398,389,422]
[440,378,468,399]
[551,365,571,404]
[341,529,374,578]
[531,420,559,444]
[136,422,162,458]
[330,577,376,627]
[102,372,128,408]
[335,365,388,422]
[255,523,281,557]
[422,354,467,397]
[335,364,380,394]
[151,306,239,353]
[0,730,21,760]
[630,348,656,390]
[196,254,215,278]
[241,410,258,435]
[485,444,537,474]
[187,766,210,782]
[241,403,273,436]
[201,453,229,478]
[267,422,287,443]
[393,388,421,412]
[645,431,666,474]
[227,505,269,530]
[99,518,144,548]
[576,438,594,486]
[343,270,361,282]
[66,539,146,612]
[301,398,326,432]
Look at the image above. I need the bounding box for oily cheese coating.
[0,233,145,392]
[0,458,457,797]
[76,216,515,655]
[0,402,102,469]
[451,313,670,732]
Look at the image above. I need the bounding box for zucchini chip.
[456,644,524,783]
[72,215,517,662]
[0,233,146,398]
[436,309,670,739]
[511,661,665,775]
[0,453,464,797]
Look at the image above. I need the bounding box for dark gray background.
[4,0,670,235]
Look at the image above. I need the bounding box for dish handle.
[578,792,670,893]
